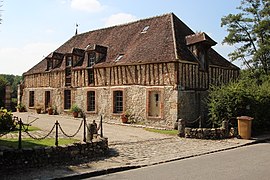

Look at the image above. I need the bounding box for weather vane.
[75,23,79,35]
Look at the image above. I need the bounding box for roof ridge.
[75,12,174,37]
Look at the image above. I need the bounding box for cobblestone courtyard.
[1,112,255,179]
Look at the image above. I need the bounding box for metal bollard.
[55,121,59,146]
[18,118,22,149]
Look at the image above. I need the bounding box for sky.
[0,0,242,75]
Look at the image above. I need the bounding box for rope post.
[100,115,103,138]
[18,118,22,149]
[83,115,86,142]
[55,120,59,147]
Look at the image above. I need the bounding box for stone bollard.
[87,120,98,142]
[177,119,185,137]
[222,120,229,138]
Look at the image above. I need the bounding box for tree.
[221,0,270,74]
[0,76,7,108]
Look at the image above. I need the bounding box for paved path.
[1,112,267,180]
[11,112,169,144]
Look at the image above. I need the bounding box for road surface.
[90,143,270,180]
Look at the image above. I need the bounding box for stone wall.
[185,127,229,139]
[0,138,108,170]
[22,85,178,128]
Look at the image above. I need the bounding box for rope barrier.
[58,120,83,138]
[186,116,201,124]
[27,115,39,125]
[25,124,56,140]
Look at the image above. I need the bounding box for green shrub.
[208,71,270,132]
[0,108,15,131]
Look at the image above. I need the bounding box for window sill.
[86,111,97,114]
[147,116,162,120]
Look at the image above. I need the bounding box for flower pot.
[73,112,79,118]
[48,108,53,115]
[36,108,41,114]
[121,114,128,123]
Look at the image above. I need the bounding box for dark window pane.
[64,90,71,109]
[29,91,34,107]
[113,91,123,113]
[88,69,94,84]
[88,52,96,67]
[87,91,95,112]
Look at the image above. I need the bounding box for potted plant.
[35,104,42,114]
[70,104,81,118]
[121,110,131,123]
[16,103,25,112]
[47,106,54,115]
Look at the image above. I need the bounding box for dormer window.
[46,59,53,71]
[86,44,107,67]
[115,54,124,62]
[88,52,96,67]
[71,48,84,67]
[185,32,217,72]
[66,56,72,67]
[45,52,64,71]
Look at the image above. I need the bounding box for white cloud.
[104,13,137,27]
[0,42,58,75]
[45,28,55,34]
[70,0,103,13]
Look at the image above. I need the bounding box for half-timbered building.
[19,13,239,128]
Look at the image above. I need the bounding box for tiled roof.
[185,32,217,46]
[24,13,238,75]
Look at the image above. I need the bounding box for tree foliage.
[0,108,14,131]
[208,71,270,132]
[221,0,270,74]
[0,76,7,108]
[0,74,22,110]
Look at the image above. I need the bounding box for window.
[198,48,207,71]
[141,25,150,33]
[45,91,51,109]
[64,90,71,110]
[66,56,72,67]
[87,91,96,112]
[88,69,94,84]
[113,91,123,113]
[115,54,124,62]
[47,60,52,70]
[65,68,71,77]
[29,91,34,107]
[88,52,96,67]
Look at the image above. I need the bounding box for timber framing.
[20,13,239,128]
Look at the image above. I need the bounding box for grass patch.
[0,125,40,135]
[0,138,79,148]
[144,128,178,135]
[13,125,40,133]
